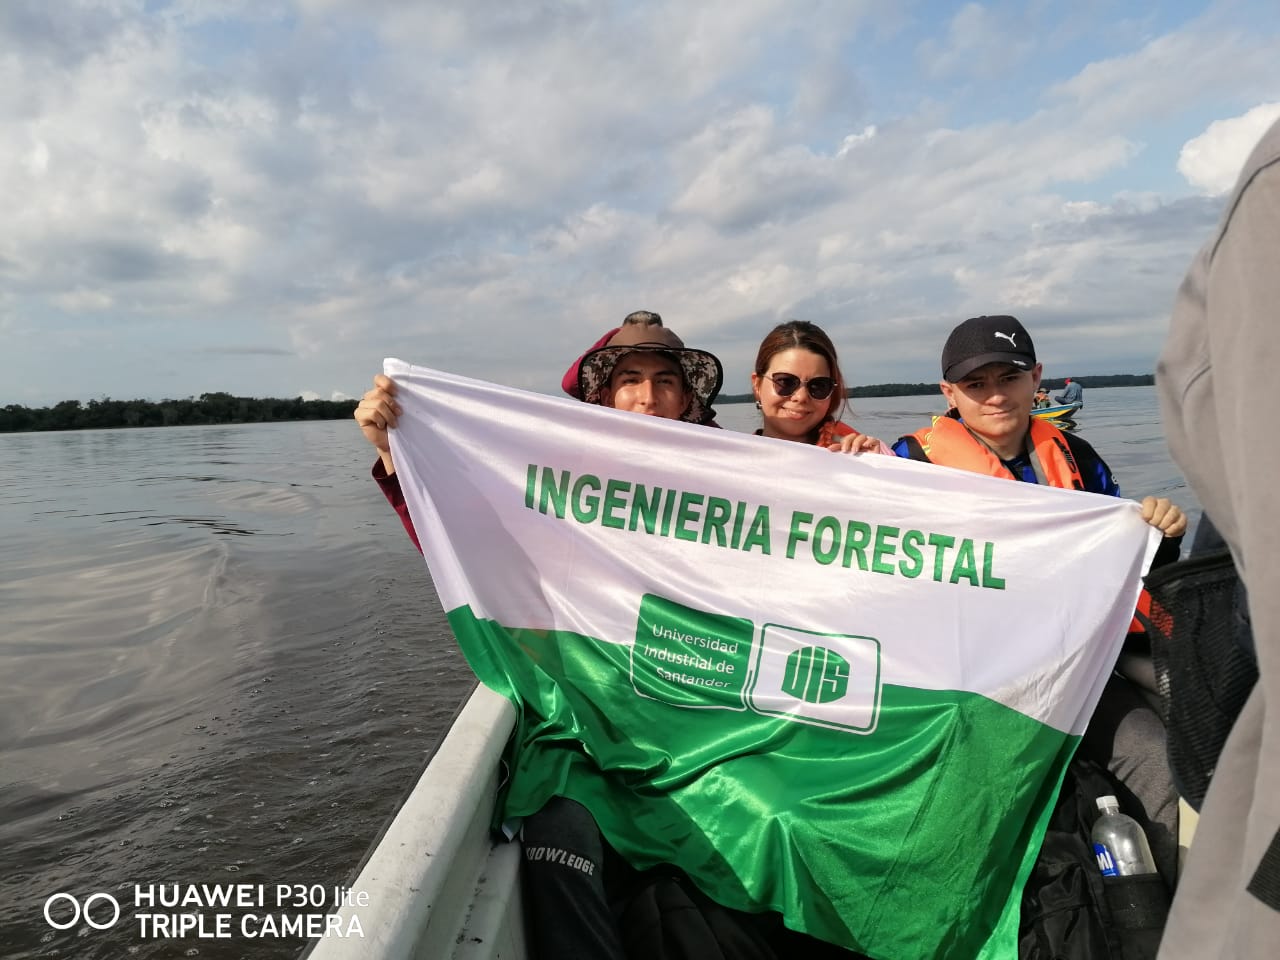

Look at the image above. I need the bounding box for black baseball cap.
[941,315,1037,382]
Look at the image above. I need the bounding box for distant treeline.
[3,373,1156,431]
[719,372,1154,404]
[0,392,358,432]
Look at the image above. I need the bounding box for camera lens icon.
[44,892,121,931]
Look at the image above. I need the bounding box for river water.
[0,386,1195,959]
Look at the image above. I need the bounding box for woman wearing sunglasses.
[751,320,891,453]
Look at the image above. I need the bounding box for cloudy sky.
[2,0,1277,407]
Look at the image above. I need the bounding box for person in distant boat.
[1054,376,1083,410]
[751,320,891,454]
[892,314,1187,885]
[1155,113,1280,960]
[1033,386,1052,409]
[560,309,664,400]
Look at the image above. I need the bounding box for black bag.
[1019,757,1170,960]
[1136,517,1257,811]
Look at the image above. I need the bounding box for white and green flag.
[386,359,1159,959]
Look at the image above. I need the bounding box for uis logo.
[748,624,881,733]
[780,646,849,704]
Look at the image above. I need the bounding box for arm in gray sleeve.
[1156,120,1280,957]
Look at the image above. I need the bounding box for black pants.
[519,796,867,960]
[521,796,628,959]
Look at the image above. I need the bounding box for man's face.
[600,351,691,420]
[939,362,1042,447]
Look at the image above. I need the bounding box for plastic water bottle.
[1091,795,1158,877]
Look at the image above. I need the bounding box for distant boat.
[1032,403,1080,422]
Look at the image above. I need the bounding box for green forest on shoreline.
[1,374,1154,433]
[0,392,359,433]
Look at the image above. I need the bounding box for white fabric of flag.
[385,358,1159,959]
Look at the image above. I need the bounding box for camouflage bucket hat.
[577,325,723,425]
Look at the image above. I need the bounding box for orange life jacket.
[907,415,1086,489]
[816,419,858,447]
[910,415,1151,633]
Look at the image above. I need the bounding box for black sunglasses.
[766,373,836,401]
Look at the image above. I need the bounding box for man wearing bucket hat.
[574,323,722,425]
[354,322,722,503]
[353,335,857,957]
[560,309,665,400]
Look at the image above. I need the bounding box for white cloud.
[1048,26,1277,130]
[53,288,115,311]
[919,2,1034,79]
[1178,102,1280,195]
[837,125,877,157]
[670,105,841,229]
[1,1,1277,405]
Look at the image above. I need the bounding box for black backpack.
[1018,755,1169,960]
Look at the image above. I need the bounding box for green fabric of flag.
[387,360,1159,958]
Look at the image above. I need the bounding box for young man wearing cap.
[895,316,1180,524]
[893,314,1187,887]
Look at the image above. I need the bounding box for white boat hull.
[307,685,524,960]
